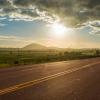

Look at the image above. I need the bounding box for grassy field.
[0,49,100,68]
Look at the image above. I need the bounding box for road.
[0,58,100,100]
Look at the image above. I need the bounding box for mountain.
[22,43,48,50]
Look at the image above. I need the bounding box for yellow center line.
[0,61,100,95]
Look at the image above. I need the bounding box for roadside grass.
[0,64,11,68]
[0,49,100,68]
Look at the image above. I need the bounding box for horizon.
[0,42,100,50]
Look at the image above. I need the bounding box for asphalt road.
[0,58,100,100]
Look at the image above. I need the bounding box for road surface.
[0,58,100,100]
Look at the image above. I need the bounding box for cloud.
[0,35,29,42]
[0,23,6,27]
[78,20,100,35]
[0,0,99,27]
[0,35,35,43]
[0,35,21,41]
[0,35,34,48]
[0,3,58,23]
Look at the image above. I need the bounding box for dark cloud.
[0,0,11,7]
[0,0,100,27]
[14,0,33,7]
[86,0,100,8]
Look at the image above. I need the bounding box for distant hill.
[22,43,48,50]
[0,43,63,51]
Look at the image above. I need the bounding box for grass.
[0,49,100,68]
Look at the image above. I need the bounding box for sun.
[51,23,67,38]
[52,23,66,33]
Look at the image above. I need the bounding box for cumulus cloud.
[88,21,100,34]
[0,0,99,27]
[0,0,59,23]
[78,20,100,35]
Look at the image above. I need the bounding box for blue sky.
[0,0,100,48]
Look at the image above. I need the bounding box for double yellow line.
[0,61,100,95]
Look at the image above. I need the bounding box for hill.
[22,43,48,50]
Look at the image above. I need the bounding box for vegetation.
[0,48,100,68]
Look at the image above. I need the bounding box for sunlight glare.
[51,23,67,38]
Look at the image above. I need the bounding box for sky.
[0,0,100,48]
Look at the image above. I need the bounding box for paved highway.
[0,58,100,100]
